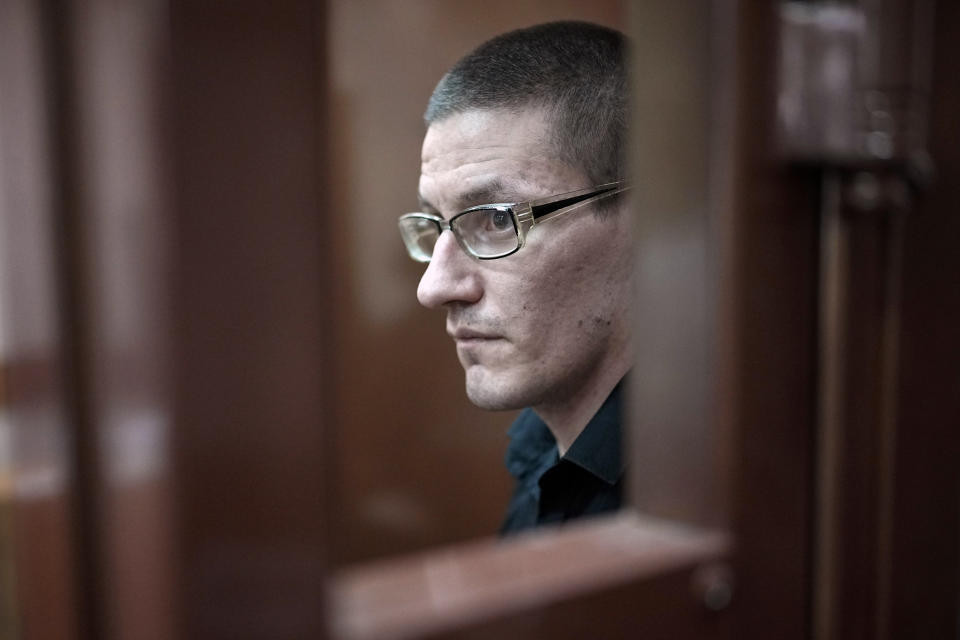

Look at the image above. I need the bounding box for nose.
[416,231,483,309]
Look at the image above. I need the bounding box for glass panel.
[328,0,628,565]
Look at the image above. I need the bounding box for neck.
[534,357,630,456]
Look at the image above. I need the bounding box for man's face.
[417,107,633,411]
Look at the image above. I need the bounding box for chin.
[463,367,529,411]
[465,387,523,411]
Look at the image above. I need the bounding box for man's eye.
[489,210,511,231]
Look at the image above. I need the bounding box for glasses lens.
[454,207,518,258]
[398,215,440,262]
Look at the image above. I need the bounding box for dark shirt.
[499,381,624,535]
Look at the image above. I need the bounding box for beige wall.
[328,0,625,564]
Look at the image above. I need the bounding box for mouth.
[448,327,503,342]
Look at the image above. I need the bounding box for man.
[397,21,632,534]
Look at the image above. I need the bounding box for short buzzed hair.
[425,21,628,188]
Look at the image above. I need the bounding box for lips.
[448,327,502,341]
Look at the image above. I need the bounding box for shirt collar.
[504,379,625,486]
[561,380,625,485]
[504,409,557,482]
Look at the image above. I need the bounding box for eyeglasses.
[398,181,629,262]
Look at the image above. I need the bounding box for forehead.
[419,108,585,211]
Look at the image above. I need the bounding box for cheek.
[510,262,606,345]
[496,219,631,348]
[526,240,629,336]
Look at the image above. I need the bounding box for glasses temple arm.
[530,184,629,222]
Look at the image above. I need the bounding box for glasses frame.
[398,181,630,262]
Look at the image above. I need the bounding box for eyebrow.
[417,179,514,217]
